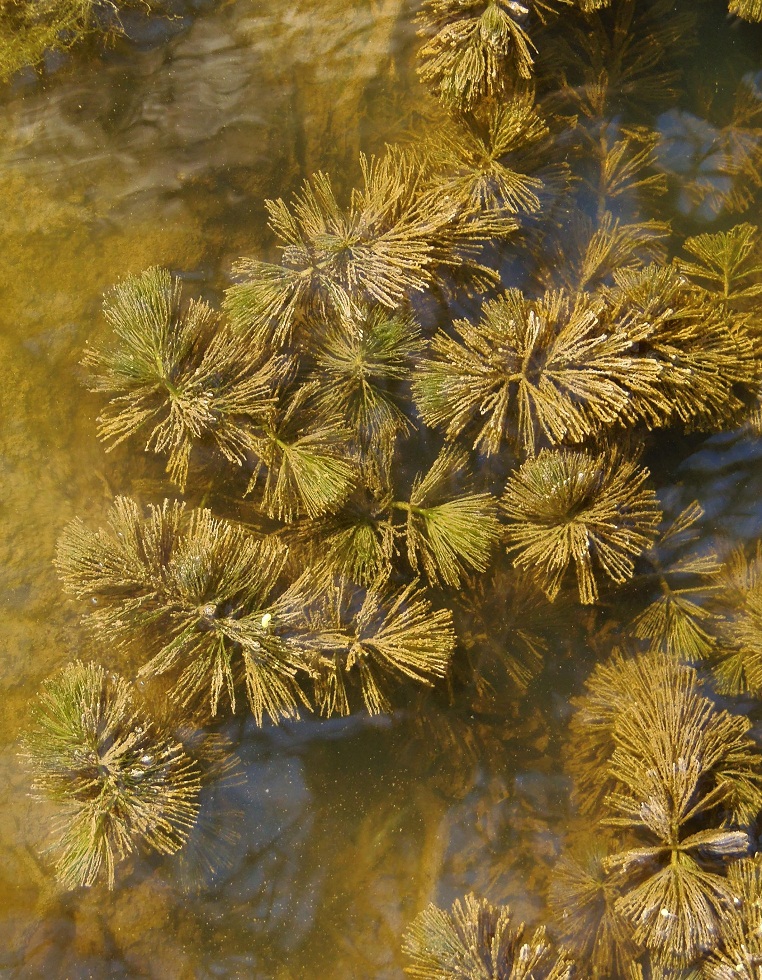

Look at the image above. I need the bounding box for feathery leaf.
[502,447,662,603]
[22,661,201,890]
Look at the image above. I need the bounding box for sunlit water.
[2,2,762,977]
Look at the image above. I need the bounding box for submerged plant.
[548,841,639,975]
[413,286,659,457]
[294,578,456,717]
[307,302,422,465]
[423,90,568,216]
[402,892,575,979]
[224,146,515,346]
[85,267,282,490]
[415,0,560,107]
[22,661,201,890]
[708,542,762,695]
[502,447,662,603]
[246,382,357,522]
[55,497,311,724]
[629,502,721,661]
[397,446,502,587]
[567,649,762,824]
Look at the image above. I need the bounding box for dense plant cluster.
[20,0,762,975]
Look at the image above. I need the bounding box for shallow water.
[2,2,762,977]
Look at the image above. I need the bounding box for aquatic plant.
[453,560,553,693]
[677,223,762,310]
[415,0,559,107]
[399,445,502,587]
[602,681,754,962]
[55,497,311,724]
[606,264,759,429]
[567,649,762,823]
[22,661,201,889]
[548,841,639,975]
[502,447,662,603]
[629,502,721,661]
[85,267,282,490]
[413,286,659,457]
[0,0,135,80]
[294,578,456,716]
[306,302,422,466]
[245,382,357,522]
[423,90,569,216]
[402,892,575,979]
[224,146,516,347]
[708,542,762,695]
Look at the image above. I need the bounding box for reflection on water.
[1,0,762,976]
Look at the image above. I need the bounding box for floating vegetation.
[22,661,201,889]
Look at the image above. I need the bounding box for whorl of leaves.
[537,211,669,294]
[396,446,503,588]
[224,146,515,346]
[84,267,281,489]
[709,542,762,695]
[246,383,357,522]
[424,90,567,215]
[677,223,762,307]
[502,447,662,603]
[55,497,310,725]
[22,661,201,890]
[601,667,758,962]
[629,502,721,661]
[291,578,455,717]
[413,287,659,457]
[567,649,762,825]
[415,0,554,108]
[402,892,575,980]
[548,843,639,975]
[308,303,422,463]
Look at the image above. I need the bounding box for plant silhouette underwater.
[20,0,762,974]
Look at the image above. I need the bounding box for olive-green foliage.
[85,267,282,490]
[678,223,762,308]
[0,0,121,80]
[548,841,639,975]
[606,264,759,429]
[402,892,575,979]
[307,302,422,464]
[224,146,516,347]
[708,542,762,695]
[246,382,357,522]
[567,649,762,824]
[55,496,310,724]
[294,578,456,716]
[398,446,502,587]
[297,446,501,589]
[22,661,201,889]
[560,649,762,970]
[413,286,659,457]
[415,0,560,107]
[423,90,569,216]
[502,447,662,603]
[629,502,721,661]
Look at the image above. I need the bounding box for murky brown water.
[2,2,762,977]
